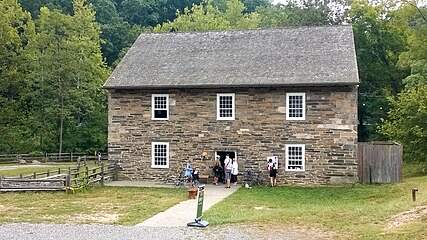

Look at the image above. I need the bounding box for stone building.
[103,25,359,185]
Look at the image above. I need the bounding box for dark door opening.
[216,151,236,169]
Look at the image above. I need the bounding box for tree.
[155,0,261,32]
[350,0,409,141]
[25,0,110,154]
[381,4,427,162]
[0,0,36,153]
[257,0,340,28]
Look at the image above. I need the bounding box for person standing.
[212,158,222,185]
[231,158,239,186]
[267,158,277,187]
[185,159,193,182]
[224,154,232,188]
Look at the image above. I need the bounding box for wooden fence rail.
[358,142,403,183]
[0,162,117,192]
[0,152,108,164]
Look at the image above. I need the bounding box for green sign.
[196,185,205,221]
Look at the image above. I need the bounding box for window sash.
[285,144,305,171]
[151,142,169,168]
[286,93,305,120]
[152,94,169,120]
[217,93,235,120]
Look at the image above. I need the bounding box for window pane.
[218,95,234,118]
[154,144,167,166]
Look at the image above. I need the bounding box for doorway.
[215,151,237,168]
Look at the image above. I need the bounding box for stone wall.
[108,86,358,185]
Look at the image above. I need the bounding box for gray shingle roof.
[104,25,359,89]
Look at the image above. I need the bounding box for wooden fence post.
[85,166,89,183]
[66,170,71,193]
[47,169,50,177]
[33,172,36,179]
[58,168,61,175]
[113,161,118,181]
[100,163,105,185]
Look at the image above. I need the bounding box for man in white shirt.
[224,154,233,188]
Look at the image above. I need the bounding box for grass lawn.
[204,162,427,239]
[1,162,427,239]
[0,162,98,177]
[0,186,187,225]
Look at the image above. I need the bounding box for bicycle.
[174,170,199,188]
[244,170,264,187]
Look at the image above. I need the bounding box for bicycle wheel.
[174,180,182,188]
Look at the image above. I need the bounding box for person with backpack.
[212,158,222,185]
[268,158,278,187]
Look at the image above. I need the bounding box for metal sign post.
[187,185,209,227]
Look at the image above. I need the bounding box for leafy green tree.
[350,0,409,141]
[381,4,427,161]
[18,0,73,17]
[0,0,36,153]
[155,0,260,32]
[257,0,337,28]
[25,0,110,154]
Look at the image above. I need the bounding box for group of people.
[184,159,200,183]
[212,154,238,188]
[185,154,278,188]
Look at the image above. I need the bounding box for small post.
[113,161,118,181]
[85,166,89,183]
[369,165,372,184]
[66,170,71,193]
[33,172,36,179]
[47,169,50,177]
[412,188,418,201]
[20,174,23,179]
[100,163,105,185]
[58,167,61,175]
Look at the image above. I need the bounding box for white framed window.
[217,93,235,120]
[285,144,305,171]
[151,142,169,168]
[286,93,305,120]
[152,94,169,120]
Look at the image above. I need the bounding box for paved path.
[105,181,240,227]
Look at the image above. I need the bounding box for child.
[267,158,277,187]
[192,167,200,185]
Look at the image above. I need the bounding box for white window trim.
[285,144,305,172]
[286,93,306,120]
[217,93,235,120]
[151,142,169,168]
[151,94,169,120]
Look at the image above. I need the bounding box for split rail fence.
[0,162,117,192]
[0,152,107,165]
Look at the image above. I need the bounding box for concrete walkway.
[104,181,240,227]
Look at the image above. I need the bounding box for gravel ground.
[0,223,333,240]
[0,223,258,240]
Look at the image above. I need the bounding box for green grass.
[0,163,97,177]
[204,162,427,239]
[1,162,427,239]
[0,186,187,225]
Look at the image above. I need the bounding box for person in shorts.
[185,159,193,182]
[224,154,232,188]
[267,158,277,187]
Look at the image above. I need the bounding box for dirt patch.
[385,205,427,230]
[230,224,341,240]
[0,205,19,211]
[68,212,120,224]
[0,165,54,170]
